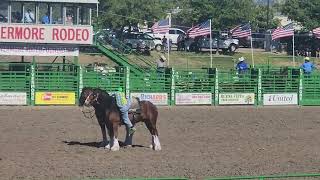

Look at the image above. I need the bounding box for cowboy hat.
[238,57,245,62]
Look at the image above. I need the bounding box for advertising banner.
[219,93,255,105]
[0,44,79,56]
[0,24,93,44]
[263,93,298,105]
[130,93,168,105]
[35,92,75,105]
[0,92,27,105]
[175,93,212,105]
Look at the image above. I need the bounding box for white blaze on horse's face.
[84,92,93,106]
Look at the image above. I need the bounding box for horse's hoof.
[154,145,162,151]
[149,144,153,149]
[111,145,120,151]
[105,144,110,149]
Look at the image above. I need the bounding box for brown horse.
[79,87,161,151]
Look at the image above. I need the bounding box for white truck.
[146,28,186,44]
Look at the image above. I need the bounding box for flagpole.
[167,13,171,67]
[250,35,254,68]
[249,22,254,68]
[209,19,213,68]
[292,33,295,67]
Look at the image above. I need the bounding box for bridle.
[81,91,100,119]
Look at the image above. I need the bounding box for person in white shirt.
[23,9,35,23]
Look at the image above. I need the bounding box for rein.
[81,91,100,119]
[81,106,95,119]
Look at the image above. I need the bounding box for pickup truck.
[185,34,239,53]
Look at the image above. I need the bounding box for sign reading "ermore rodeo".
[0,24,93,44]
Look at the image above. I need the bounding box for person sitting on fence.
[300,57,315,75]
[114,87,136,135]
[236,57,248,74]
[156,54,167,76]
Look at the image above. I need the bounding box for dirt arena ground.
[1,106,320,180]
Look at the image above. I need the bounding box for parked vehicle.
[147,28,186,44]
[123,32,162,51]
[185,32,239,53]
[238,32,266,49]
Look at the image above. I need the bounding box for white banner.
[219,93,255,105]
[175,93,212,105]
[263,93,298,105]
[0,92,27,105]
[130,93,168,105]
[0,24,93,44]
[0,44,79,56]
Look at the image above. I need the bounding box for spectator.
[41,12,50,24]
[177,34,185,51]
[162,36,167,51]
[66,13,73,25]
[156,54,167,77]
[236,57,249,74]
[316,48,320,59]
[300,57,315,75]
[23,9,35,23]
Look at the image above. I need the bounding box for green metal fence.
[1,62,320,106]
[300,72,320,105]
[207,173,320,180]
[0,62,31,104]
[34,63,78,104]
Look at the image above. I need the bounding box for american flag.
[151,19,170,34]
[312,27,320,39]
[230,23,251,38]
[187,20,211,38]
[272,23,294,40]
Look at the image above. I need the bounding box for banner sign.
[219,93,255,105]
[263,93,298,105]
[35,92,75,105]
[175,93,212,105]
[0,92,27,105]
[0,24,93,44]
[0,44,79,56]
[130,93,168,105]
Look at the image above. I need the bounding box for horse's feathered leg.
[95,111,108,148]
[99,124,109,147]
[110,123,120,151]
[124,126,134,147]
[144,119,161,151]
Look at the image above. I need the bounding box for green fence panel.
[0,62,31,105]
[130,71,171,93]
[260,68,300,105]
[300,72,320,105]
[206,173,320,180]
[82,66,126,93]
[34,63,78,104]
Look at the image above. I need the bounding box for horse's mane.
[92,88,118,109]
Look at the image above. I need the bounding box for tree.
[281,0,320,30]
[94,0,172,30]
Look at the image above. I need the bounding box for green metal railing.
[0,62,31,104]
[207,173,320,180]
[2,62,320,106]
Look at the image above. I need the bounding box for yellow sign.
[35,92,75,105]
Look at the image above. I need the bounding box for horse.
[78,87,161,151]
